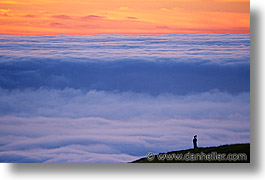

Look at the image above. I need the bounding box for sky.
[0,34,250,162]
[0,0,250,35]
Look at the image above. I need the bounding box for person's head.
[194,135,197,138]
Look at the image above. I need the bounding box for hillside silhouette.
[131,143,250,163]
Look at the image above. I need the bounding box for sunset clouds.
[0,0,250,162]
[0,0,249,34]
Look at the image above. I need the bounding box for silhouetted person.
[193,135,197,149]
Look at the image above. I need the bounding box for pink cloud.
[81,15,104,20]
[22,14,37,18]
[127,16,137,20]
[51,14,71,19]
[49,22,64,27]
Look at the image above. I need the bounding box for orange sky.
[0,0,250,35]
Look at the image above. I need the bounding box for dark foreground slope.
[132,143,250,163]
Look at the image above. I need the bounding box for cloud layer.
[0,34,250,162]
[0,34,250,95]
[0,34,250,64]
[0,88,249,162]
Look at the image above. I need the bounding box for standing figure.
[193,135,197,149]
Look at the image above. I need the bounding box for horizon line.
[0,33,250,36]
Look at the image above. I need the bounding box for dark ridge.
[131,143,250,163]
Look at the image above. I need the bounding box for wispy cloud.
[50,14,72,19]
[127,16,137,20]
[0,9,12,17]
[49,22,64,27]
[81,15,104,20]
[21,14,37,18]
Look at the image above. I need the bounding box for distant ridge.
[131,143,250,163]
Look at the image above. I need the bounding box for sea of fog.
[0,34,250,163]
